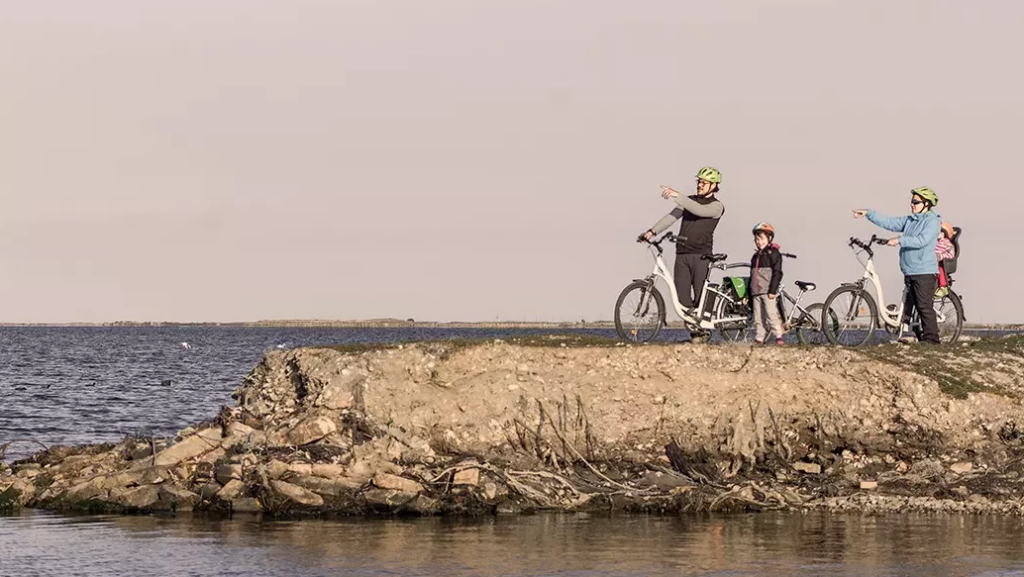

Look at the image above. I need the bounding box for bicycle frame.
[854,253,904,329]
[643,243,748,330]
[779,287,813,327]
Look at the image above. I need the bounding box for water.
[0,326,1013,458]
[2,510,1024,576]
[0,326,646,459]
[4,326,1024,576]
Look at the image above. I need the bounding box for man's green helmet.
[696,166,722,184]
[911,186,938,206]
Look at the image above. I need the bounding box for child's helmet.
[696,166,722,184]
[911,186,939,206]
[752,222,775,238]
[941,221,954,240]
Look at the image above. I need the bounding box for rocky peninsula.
[3,335,1024,517]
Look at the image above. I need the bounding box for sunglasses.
[910,200,924,206]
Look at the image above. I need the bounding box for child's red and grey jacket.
[750,243,784,296]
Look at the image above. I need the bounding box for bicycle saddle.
[794,281,816,292]
[703,253,728,263]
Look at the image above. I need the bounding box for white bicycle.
[821,235,964,346]
[614,232,764,343]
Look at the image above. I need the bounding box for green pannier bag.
[724,276,750,299]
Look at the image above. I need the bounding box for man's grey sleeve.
[674,196,724,218]
[650,208,685,235]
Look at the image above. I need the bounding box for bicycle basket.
[723,276,750,299]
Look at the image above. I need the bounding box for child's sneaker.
[775,338,785,346]
[755,339,764,345]
[935,287,949,298]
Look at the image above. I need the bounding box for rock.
[407,494,437,514]
[347,458,401,483]
[158,485,199,509]
[372,473,424,494]
[453,468,480,487]
[197,483,222,501]
[266,460,290,479]
[215,464,243,485]
[152,431,222,466]
[115,485,161,509]
[225,422,256,438]
[286,417,337,446]
[288,463,313,476]
[15,468,40,479]
[860,481,878,490]
[363,488,418,509]
[793,462,822,475]
[0,483,31,510]
[483,482,499,501]
[950,462,974,475]
[129,445,156,462]
[289,475,362,496]
[216,479,246,501]
[67,479,108,502]
[138,467,168,485]
[317,386,356,411]
[311,464,347,479]
[231,497,262,513]
[198,448,228,464]
[222,422,258,447]
[271,480,325,507]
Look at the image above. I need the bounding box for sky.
[0,0,1020,323]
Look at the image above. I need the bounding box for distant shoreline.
[1,319,1022,330]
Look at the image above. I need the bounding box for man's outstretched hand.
[852,209,868,218]
[661,186,679,199]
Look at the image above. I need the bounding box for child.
[935,221,956,297]
[749,222,785,345]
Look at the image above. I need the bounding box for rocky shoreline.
[4,335,1024,517]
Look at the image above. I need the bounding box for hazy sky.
[1,0,1020,323]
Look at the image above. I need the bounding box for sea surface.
[2,326,1023,576]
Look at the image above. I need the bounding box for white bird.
[180,342,192,349]
[275,343,287,349]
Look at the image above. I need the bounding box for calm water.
[0,326,648,460]
[2,510,1024,576]
[3,326,1024,576]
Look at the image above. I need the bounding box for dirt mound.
[5,335,1024,516]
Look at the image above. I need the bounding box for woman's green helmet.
[911,186,938,207]
[696,166,722,184]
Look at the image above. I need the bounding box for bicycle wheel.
[795,303,837,345]
[716,290,754,342]
[614,281,666,343]
[935,290,965,344]
[822,285,878,347]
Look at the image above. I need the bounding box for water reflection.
[3,512,1024,576]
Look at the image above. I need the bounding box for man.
[853,186,942,344]
[642,166,726,338]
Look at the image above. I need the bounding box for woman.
[853,187,942,344]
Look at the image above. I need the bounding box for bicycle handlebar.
[637,232,688,246]
[848,234,892,256]
[780,252,796,259]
